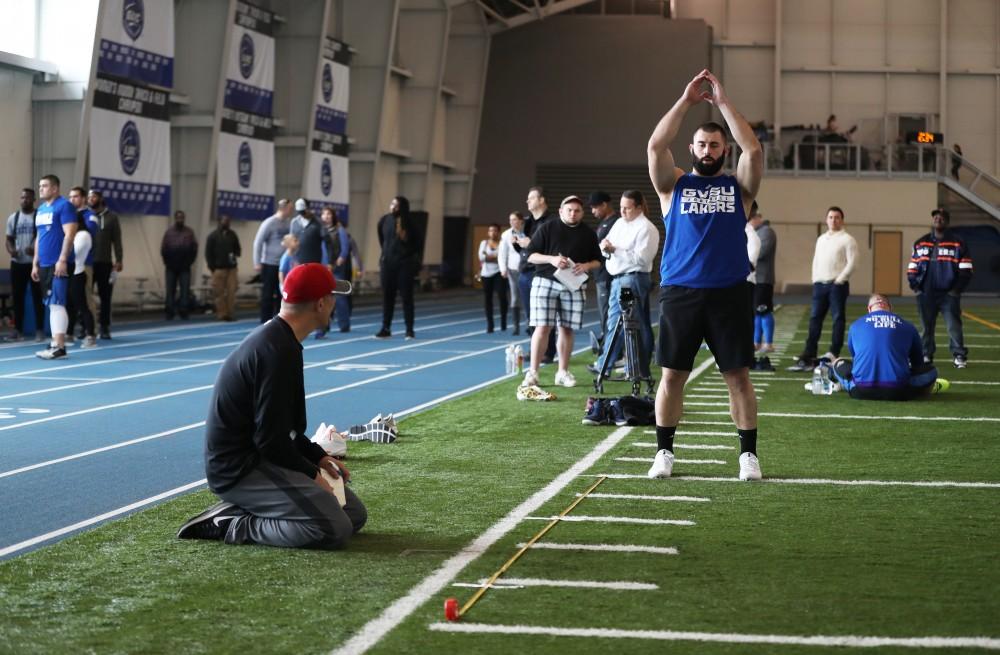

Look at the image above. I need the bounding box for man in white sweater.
[792,206,858,369]
[588,190,660,381]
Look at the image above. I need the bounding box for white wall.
[0,68,34,271]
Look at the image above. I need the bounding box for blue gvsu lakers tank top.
[659,173,750,288]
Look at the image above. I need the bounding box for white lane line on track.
[427,622,1000,649]
[615,457,726,465]
[592,474,1000,488]
[578,492,710,502]
[684,410,1000,422]
[516,542,679,555]
[0,479,207,559]
[525,515,695,526]
[328,426,635,655]
[459,577,659,591]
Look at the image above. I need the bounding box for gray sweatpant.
[217,460,367,550]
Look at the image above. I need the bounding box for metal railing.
[726,142,952,178]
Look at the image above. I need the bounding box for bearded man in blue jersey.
[646,70,764,482]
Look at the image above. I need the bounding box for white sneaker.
[647,449,674,479]
[820,351,836,362]
[81,336,98,349]
[522,369,539,387]
[739,452,762,481]
[311,422,348,457]
[554,370,576,387]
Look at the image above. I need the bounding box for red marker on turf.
[444,597,459,621]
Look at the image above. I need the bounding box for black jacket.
[205,227,241,271]
[378,213,422,265]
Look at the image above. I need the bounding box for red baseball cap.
[281,263,349,303]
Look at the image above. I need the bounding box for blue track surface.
[0,293,599,559]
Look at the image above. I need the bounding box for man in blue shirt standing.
[646,69,764,482]
[31,174,78,360]
[831,294,947,401]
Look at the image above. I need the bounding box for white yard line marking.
[953,381,1000,385]
[615,457,726,465]
[639,430,733,437]
[676,421,733,426]
[427,622,1000,649]
[461,577,659,591]
[515,542,679,555]
[968,360,1000,364]
[525,515,695,526]
[685,394,731,399]
[578,492,710,502]
[593,474,1000,489]
[684,401,731,407]
[327,426,635,655]
[674,444,734,450]
[0,479,207,559]
[684,411,1000,422]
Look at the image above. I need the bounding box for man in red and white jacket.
[907,208,973,368]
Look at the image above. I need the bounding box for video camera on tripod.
[592,285,653,396]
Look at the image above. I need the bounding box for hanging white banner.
[216,107,275,220]
[224,2,275,116]
[312,37,351,135]
[88,74,171,216]
[97,0,175,88]
[303,132,350,223]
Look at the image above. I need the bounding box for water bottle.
[514,345,524,373]
[821,363,834,395]
[811,366,824,395]
[504,345,515,375]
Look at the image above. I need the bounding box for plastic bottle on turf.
[514,345,524,373]
[811,366,824,395]
[505,345,515,374]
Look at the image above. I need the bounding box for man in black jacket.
[375,196,421,339]
[907,208,974,368]
[205,214,241,321]
[86,190,123,339]
[177,263,366,548]
[160,210,199,320]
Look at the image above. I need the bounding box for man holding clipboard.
[521,195,602,389]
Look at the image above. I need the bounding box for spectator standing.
[751,205,777,352]
[32,174,78,360]
[497,211,526,335]
[908,208,973,369]
[329,210,357,333]
[252,198,292,323]
[478,223,507,333]
[161,210,199,320]
[290,200,332,267]
[66,187,98,346]
[278,234,299,294]
[87,189,122,340]
[520,186,558,362]
[587,191,619,354]
[792,206,858,368]
[205,214,241,321]
[4,187,45,342]
[375,196,422,340]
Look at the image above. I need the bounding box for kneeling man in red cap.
[178,263,366,549]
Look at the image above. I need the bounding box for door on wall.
[872,231,902,295]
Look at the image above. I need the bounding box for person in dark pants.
[908,208,973,369]
[518,186,557,361]
[177,263,366,548]
[252,198,292,323]
[587,191,619,353]
[328,209,357,333]
[205,215,241,321]
[4,187,44,342]
[161,210,199,320]
[478,223,508,333]
[375,196,421,340]
[830,294,947,400]
[86,190,122,339]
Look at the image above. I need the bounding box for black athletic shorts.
[753,283,774,314]
[657,282,754,372]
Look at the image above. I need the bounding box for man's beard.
[692,154,724,176]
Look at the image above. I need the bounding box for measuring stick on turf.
[453,475,609,619]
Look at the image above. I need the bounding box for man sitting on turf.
[178,263,367,549]
[830,294,948,401]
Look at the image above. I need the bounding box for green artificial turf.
[1,302,998,655]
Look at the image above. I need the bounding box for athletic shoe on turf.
[35,347,67,360]
[738,452,763,481]
[820,352,836,363]
[609,399,628,427]
[554,370,576,387]
[581,399,609,425]
[953,356,967,369]
[347,421,397,444]
[647,449,674,479]
[787,358,813,372]
[81,336,98,349]
[932,378,951,394]
[374,329,391,339]
[176,501,240,540]
[522,369,539,387]
[516,384,556,401]
[312,423,349,456]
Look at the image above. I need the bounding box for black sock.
[656,426,676,452]
[738,428,757,455]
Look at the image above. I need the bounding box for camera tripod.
[593,287,654,396]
